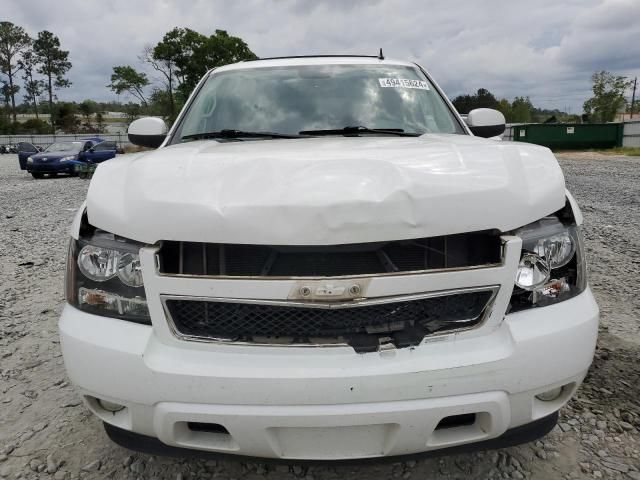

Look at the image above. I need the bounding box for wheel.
[31,172,44,179]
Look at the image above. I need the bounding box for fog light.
[97,398,125,412]
[535,387,563,402]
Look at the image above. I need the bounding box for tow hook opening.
[428,412,492,447]
[435,413,477,430]
[175,421,239,451]
[187,422,230,435]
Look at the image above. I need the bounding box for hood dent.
[87,136,565,245]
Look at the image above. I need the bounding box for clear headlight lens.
[116,252,144,287]
[77,245,120,281]
[77,246,143,287]
[510,215,586,312]
[515,252,550,291]
[27,156,33,163]
[66,230,149,323]
[532,231,575,268]
[60,155,76,162]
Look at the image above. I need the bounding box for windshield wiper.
[299,126,421,137]
[181,129,309,141]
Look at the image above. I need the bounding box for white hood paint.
[86,135,565,245]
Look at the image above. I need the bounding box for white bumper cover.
[59,287,598,460]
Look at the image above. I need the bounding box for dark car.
[83,140,118,163]
[26,138,117,179]
[17,142,40,170]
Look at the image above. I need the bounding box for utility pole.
[631,77,637,119]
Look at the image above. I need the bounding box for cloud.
[2,0,639,113]
[552,0,640,71]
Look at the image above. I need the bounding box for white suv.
[59,56,599,461]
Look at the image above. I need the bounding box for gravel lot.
[0,152,639,480]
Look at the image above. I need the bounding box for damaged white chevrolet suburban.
[59,56,599,460]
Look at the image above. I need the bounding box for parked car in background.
[82,140,118,163]
[17,142,41,170]
[25,138,116,179]
[1,143,18,154]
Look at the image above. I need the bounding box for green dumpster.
[512,123,623,149]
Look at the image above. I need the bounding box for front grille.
[158,232,502,277]
[164,289,496,353]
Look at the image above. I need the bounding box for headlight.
[60,156,76,162]
[66,230,150,323]
[515,252,550,291]
[509,216,586,312]
[27,156,33,163]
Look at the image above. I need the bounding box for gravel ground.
[0,152,639,480]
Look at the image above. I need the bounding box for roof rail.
[245,54,383,62]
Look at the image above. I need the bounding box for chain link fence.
[0,133,132,150]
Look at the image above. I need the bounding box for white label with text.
[378,78,429,90]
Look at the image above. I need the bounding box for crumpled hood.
[86,135,565,245]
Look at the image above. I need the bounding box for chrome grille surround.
[161,286,500,353]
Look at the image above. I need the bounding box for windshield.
[174,64,464,141]
[45,142,82,153]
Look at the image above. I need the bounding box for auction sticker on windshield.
[378,78,429,89]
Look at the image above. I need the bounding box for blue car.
[26,138,117,179]
[83,140,119,163]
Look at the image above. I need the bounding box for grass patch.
[555,147,640,156]
[597,147,640,156]
[121,145,151,154]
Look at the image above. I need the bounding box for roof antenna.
[378,48,384,60]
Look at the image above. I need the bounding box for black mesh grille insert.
[158,232,502,277]
[164,290,495,353]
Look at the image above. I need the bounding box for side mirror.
[128,117,168,148]
[465,108,506,138]
[88,147,95,153]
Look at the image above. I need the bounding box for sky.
[4,0,640,114]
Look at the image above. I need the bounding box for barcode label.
[378,78,430,90]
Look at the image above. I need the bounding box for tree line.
[107,27,257,122]
[0,23,257,134]
[452,89,547,123]
[0,21,71,132]
[2,20,637,135]
[583,71,636,123]
[453,70,637,124]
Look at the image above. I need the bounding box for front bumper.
[59,288,598,460]
[103,410,560,463]
[27,162,75,173]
